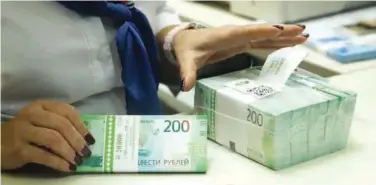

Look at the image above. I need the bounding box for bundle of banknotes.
[77,115,208,173]
[194,66,357,170]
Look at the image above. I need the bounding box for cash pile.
[77,115,208,173]
[194,67,357,170]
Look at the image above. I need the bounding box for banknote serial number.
[138,159,189,167]
[247,108,263,127]
[164,120,190,133]
[116,133,123,153]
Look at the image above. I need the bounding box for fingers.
[249,34,309,49]
[180,60,198,91]
[198,24,283,51]
[207,34,308,63]
[181,72,197,92]
[238,24,284,40]
[197,24,307,52]
[41,101,95,145]
[27,109,91,157]
[176,49,201,91]
[274,24,306,37]
[23,144,75,172]
[26,126,82,166]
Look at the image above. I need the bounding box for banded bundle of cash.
[194,50,357,170]
[77,115,208,173]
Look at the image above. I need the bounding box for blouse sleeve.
[135,1,182,34]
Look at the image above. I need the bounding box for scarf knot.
[59,1,162,115]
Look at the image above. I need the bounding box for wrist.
[156,25,179,46]
[163,22,206,64]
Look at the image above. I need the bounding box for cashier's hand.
[173,24,309,91]
[1,100,95,172]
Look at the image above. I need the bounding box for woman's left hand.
[172,24,308,91]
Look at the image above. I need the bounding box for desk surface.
[329,68,376,124]
[167,0,376,76]
[3,69,376,185]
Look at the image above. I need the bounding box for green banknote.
[77,115,208,173]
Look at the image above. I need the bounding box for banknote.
[194,47,357,170]
[77,115,208,173]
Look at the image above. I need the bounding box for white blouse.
[1,1,182,118]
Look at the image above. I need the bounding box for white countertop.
[3,68,376,185]
[329,68,376,124]
[167,0,376,76]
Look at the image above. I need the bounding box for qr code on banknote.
[225,79,278,98]
[245,84,276,98]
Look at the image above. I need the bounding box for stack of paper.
[194,47,357,170]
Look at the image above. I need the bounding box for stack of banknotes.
[194,67,357,170]
[77,115,208,173]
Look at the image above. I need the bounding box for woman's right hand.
[1,100,95,172]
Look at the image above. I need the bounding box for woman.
[1,1,308,172]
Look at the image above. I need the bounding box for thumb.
[177,51,200,92]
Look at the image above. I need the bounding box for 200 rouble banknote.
[77,115,208,173]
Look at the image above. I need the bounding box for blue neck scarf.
[58,1,162,115]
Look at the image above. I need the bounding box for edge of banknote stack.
[193,67,357,170]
